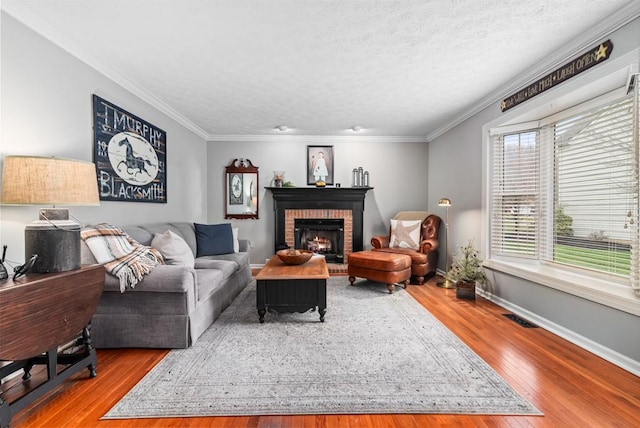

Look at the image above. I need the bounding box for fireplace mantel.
[267,187,372,253]
[266,186,372,202]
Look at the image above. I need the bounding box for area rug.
[104,278,541,418]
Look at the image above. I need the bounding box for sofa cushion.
[152,230,195,267]
[194,258,238,279]
[194,223,235,256]
[196,268,228,303]
[102,265,196,293]
[389,219,421,250]
[195,251,249,269]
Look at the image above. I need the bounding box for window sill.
[483,259,640,316]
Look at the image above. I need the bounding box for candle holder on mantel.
[352,167,370,187]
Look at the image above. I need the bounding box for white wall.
[427,17,640,368]
[207,139,430,264]
[0,13,208,265]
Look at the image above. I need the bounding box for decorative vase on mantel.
[272,171,285,187]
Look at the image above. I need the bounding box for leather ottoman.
[348,250,412,294]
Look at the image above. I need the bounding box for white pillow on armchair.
[389,219,421,250]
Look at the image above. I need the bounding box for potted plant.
[445,240,488,300]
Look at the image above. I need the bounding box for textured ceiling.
[2,0,638,141]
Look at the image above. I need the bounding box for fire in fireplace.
[294,218,344,263]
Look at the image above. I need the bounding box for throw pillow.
[389,219,422,250]
[233,227,240,253]
[151,230,195,267]
[194,223,235,257]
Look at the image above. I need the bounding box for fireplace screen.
[294,218,344,263]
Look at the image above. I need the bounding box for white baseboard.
[476,288,640,377]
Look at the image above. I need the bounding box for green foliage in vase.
[446,240,488,284]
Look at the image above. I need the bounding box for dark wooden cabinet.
[258,278,327,319]
[256,256,329,323]
[0,264,105,428]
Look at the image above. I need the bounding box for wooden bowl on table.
[276,249,314,265]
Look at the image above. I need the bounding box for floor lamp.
[437,197,455,288]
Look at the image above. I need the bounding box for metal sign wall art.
[93,95,167,203]
[501,40,613,112]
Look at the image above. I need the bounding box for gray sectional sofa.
[80,221,252,349]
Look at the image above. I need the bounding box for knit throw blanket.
[81,223,164,292]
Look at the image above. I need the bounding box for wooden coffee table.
[256,254,330,323]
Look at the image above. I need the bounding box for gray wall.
[0,13,209,264]
[427,17,640,369]
[206,139,430,264]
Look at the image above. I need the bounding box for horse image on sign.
[108,133,159,186]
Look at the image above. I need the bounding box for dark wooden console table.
[0,264,104,428]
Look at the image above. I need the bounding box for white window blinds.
[549,96,635,277]
[490,77,639,294]
[490,131,539,257]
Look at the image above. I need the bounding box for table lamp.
[1,155,100,273]
[436,197,455,288]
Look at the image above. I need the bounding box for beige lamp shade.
[1,155,100,206]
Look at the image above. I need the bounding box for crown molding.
[205,134,427,143]
[426,0,640,142]
[2,2,426,145]
[5,1,638,144]
[2,1,210,141]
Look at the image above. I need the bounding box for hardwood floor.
[5,275,640,427]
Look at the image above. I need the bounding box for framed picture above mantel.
[307,145,334,186]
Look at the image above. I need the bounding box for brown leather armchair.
[371,212,441,285]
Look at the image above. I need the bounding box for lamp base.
[24,208,81,273]
[436,278,456,289]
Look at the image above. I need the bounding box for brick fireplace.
[268,187,372,263]
[289,211,349,262]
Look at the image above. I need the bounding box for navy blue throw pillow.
[194,223,234,257]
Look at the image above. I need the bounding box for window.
[547,97,634,276]
[490,85,639,292]
[491,131,538,258]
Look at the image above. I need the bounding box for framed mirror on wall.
[225,158,259,219]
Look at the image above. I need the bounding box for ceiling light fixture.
[351,126,363,132]
[276,125,288,132]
